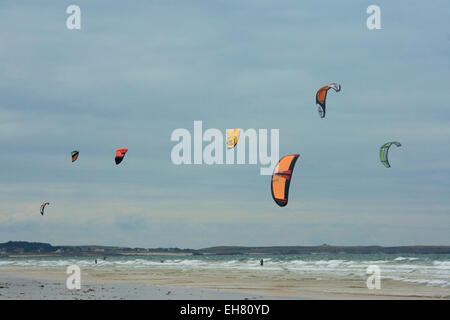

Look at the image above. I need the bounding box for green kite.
[380,142,401,168]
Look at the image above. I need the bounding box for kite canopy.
[226,129,241,149]
[315,83,341,118]
[380,142,401,168]
[271,154,300,207]
[40,202,49,216]
[71,151,79,163]
[115,148,128,165]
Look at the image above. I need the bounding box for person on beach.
[95,259,97,264]
[260,259,263,266]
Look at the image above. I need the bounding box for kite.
[226,129,241,149]
[380,142,401,168]
[115,148,128,165]
[40,202,49,216]
[71,151,79,163]
[316,83,341,118]
[271,154,300,207]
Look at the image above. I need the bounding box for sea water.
[1,253,449,288]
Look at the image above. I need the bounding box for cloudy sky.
[0,1,449,248]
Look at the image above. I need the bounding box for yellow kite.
[226,129,240,149]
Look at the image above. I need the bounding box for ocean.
[1,253,449,289]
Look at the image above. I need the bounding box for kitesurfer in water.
[260,259,264,266]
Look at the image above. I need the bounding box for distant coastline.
[1,241,450,258]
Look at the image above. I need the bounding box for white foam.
[1,255,449,288]
[394,257,419,261]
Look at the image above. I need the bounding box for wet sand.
[0,275,276,300]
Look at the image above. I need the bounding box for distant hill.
[0,241,54,254]
[1,241,450,257]
[0,241,193,257]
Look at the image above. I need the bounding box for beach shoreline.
[0,273,281,300]
[1,266,448,300]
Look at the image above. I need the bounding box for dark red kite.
[71,151,79,163]
[115,148,128,165]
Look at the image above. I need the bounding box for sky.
[0,1,449,248]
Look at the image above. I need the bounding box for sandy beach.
[1,260,449,300]
[0,274,276,300]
